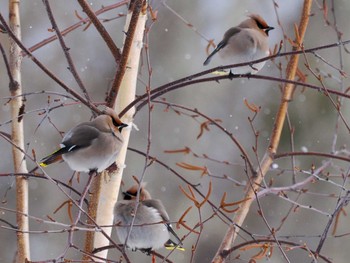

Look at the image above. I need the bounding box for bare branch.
[212,1,313,262]
[0,12,101,115]
[43,0,93,111]
[106,0,146,107]
[8,0,31,261]
[25,1,128,54]
[76,0,121,62]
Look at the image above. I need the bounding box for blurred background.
[1,0,350,262]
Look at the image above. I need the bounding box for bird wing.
[61,123,100,151]
[142,199,183,245]
[203,27,241,66]
[40,124,100,167]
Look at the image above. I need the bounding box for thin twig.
[0,12,101,115]
[130,73,350,118]
[76,0,121,62]
[211,1,313,262]
[161,0,212,43]
[119,37,350,117]
[43,0,93,111]
[153,100,255,175]
[0,105,128,263]
[275,151,350,163]
[225,239,333,263]
[127,147,255,240]
[329,0,346,153]
[312,190,350,261]
[26,1,128,54]
[0,173,88,205]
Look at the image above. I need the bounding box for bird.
[39,107,128,173]
[114,183,184,254]
[203,14,274,74]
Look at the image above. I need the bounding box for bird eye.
[112,117,119,127]
[111,117,128,132]
[123,191,134,200]
[256,21,265,29]
[254,19,273,36]
[123,194,132,200]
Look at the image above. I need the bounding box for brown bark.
[83,1,147,260]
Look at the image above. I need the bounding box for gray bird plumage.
[114,184,184,253]
[40,107,127,172]
[203,14,274,74]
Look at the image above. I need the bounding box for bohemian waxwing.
[40,107,127,172]
[203,14,274,74]
[114,184,184,254]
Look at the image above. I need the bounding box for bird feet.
[139,248,153,255]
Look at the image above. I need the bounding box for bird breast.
[62,131,123,172]
[114,201,170,250]
[218,28,269,74]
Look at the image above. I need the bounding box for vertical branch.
[83,0,147,260]
[211,1,313,262]
[106,0,145,106]
[8,0,30,261]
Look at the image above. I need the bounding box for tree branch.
[83,0,147,260]
[106,0,146,107]
[25,1,128,54]
[0,12,101,115]
[211,1,313,262]
[43,0,93,109]
[8,0,31,261]
[77,0,121,62]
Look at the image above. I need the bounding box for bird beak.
[265,26,274,35]
[118,123,128,132]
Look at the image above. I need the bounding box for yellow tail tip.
[39,162,47,167]
[164,245,185,251]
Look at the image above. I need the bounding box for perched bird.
[114,184,184,254]
[203,14,274,74]
[40,107,127,172]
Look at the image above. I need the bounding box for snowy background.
[1,0,350,262]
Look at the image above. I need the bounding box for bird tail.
[203,53,214,66]
[203,47,220,66]
[164,239,185,251]
[39,148,65,167]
